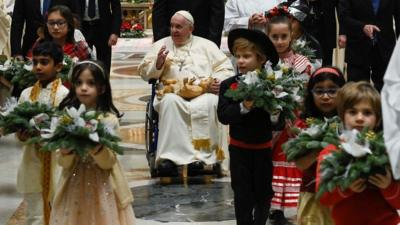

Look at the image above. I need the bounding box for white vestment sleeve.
[224,0,250,32]
[382,39,400,180]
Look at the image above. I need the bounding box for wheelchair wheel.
[145,101,159,177]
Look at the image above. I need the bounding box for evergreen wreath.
[29,104,123,157]
[224,64,308,120]
[317,129,389,197]
[283,116,342,161]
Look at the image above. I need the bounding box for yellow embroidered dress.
[49,114,136,225]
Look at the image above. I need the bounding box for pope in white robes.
[138,11,234,167]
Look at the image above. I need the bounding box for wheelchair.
[144,79,223,178]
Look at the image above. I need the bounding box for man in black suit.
[305,0,345,65]
[10,0,78,58]
[339,0,400,91]
[79,0,121,73]
[152,0,224,47]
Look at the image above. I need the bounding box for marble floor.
[0,35,280,225]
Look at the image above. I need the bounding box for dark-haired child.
[27,5,90,61]
[265,13,312,224]
[16,41,69,225]
[218,28,279,225]
[50,60,135,225]
[294,67,345,225]
[316,82,400,225]
[266,15,313,76]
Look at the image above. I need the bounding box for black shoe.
[269,210,294,225]
[157,159,178,177]
[188,161,205,176]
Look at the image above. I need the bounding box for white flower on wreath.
[0,97,18,116]
[295,39,307,48]
[0,60,11,71]
[29,113,50,130]
[303,125,322,138]
[23,62,33,71]
[41,117,60,139]
[272,85,288,98]
[243,70,260,85]
[102,120,117,136]
[340,129,372,157]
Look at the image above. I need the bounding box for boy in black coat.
[217,28,280,225]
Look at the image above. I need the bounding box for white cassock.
[17,80,69,225]
[0,0,11,57]
[224,0,284,33]
[382,38,400,180]
[139,35,234,166]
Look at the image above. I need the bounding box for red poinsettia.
[131,23,144,31]
[230,82,238,90]
[265,6,291,19]
[120,21,132,32]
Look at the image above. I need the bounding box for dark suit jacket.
[152,0,224,47]
[78,0,121,39]
[10,0,78,56]
[308,0,341,51]
[339,0,400,65]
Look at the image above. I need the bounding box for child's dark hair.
[59,60,122,117]
[32,41,64,64]
[44,5,75,43]
[302,66,345,118]
[266,16,292,35]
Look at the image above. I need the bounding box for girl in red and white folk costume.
[316,82,400,225]
[294,67,345,225]
[265,14,313,224]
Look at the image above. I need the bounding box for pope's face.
[170,14,193,46]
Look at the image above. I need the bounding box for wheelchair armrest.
[148,78,158,85]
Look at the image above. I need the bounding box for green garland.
[283,116,342,161]
[0,56,73,91]
[317,129,389,197]
[291,40,317,63]
[29,105,123,157]
[120,30,146,38]
[0,100,55,135]
[58,55,73,82]
[0,59,36,90]
[224,64,308,120]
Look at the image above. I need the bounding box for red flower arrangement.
[265,6,291,19]
[120,21,132,32]
[131,23,144,32]
[230,82,238,90]
[120,20,146,38]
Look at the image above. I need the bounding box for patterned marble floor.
[0,36,242,225]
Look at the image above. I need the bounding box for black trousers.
[82,21,112,74]
[347,45,388,92]
[229,145,274,225]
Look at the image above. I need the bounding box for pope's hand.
[156,45,169,70]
